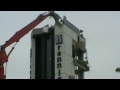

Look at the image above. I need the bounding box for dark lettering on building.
[58,69,61,76]
[57,51,61,56]
[58,45,61,50]
[57,57,62,62]
[56,34,63,79]
[57,63,62,68]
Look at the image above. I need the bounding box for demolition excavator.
[0,11,62,79]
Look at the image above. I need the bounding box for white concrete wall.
[55,24,77,79]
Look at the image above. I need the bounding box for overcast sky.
[0,11,120,79]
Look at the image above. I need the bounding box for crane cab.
[30,16,90,79]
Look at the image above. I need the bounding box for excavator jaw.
[49,11,63,25]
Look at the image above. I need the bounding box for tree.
[115,67,120,72]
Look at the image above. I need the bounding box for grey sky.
[0,11,120,79]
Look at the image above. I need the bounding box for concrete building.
[30,16,89,79]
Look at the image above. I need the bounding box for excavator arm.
[0,11,62,79]
[3,12,50,49]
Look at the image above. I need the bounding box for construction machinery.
[0,11,89,79]
[0,11,62,79]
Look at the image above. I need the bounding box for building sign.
[56,34,63,44]
[56,34,63,79]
